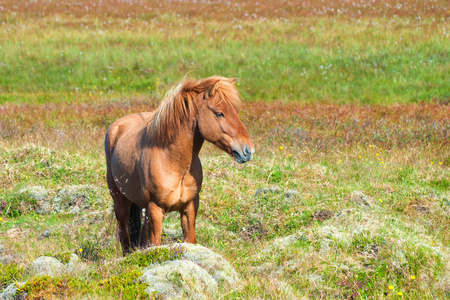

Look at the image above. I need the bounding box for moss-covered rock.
[136,243,239,298]
[52,185,98,214]
[140,259,217,299]
[181,243,239,287]
[31,256,64,277]
[254,207,450,297]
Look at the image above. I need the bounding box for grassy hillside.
[1,0,450,299]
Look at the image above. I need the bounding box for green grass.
[1,142,449,298]
[0,15,449,104]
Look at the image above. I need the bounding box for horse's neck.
[165,121,204,170]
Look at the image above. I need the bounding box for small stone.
[39,229,51,239]
[66,254,85,272]
[254,187,280,197]
[347,191,372,209]
[313,210,334,221]
[0,283,24,300]
[413,205,430,214]
[319,239,334,254]
[6,228,24,239]
[0,254,17,265]
[284,190,299,199]
[138,243,239,298]
[31,256,64,276]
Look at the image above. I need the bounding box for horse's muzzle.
[232,145,254,163]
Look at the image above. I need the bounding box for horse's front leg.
[142,201,165,246]
[180,194,199,244]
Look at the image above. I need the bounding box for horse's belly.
[158,184,198,211]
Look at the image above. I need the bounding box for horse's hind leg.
[129,203,142,249]
[114,194,132,255]
[107,171,139,255]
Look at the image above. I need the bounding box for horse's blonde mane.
[143,76,241,146]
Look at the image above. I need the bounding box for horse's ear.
[228,78,237,84]
[208,79,221,97]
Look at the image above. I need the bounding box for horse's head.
[197,77,254,163]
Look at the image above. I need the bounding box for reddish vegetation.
[246,102,450,151]
[2,0,449,20]
[1,101,449,154]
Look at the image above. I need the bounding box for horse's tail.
[129,203,142,249]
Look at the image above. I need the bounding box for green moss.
[98,268,149,300]
[0,263,25,290]
[50,251,73,264]
[17,276,89,299]
[96,247,186,299]
[123,245,186,268]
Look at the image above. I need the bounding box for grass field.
[1,0,450,299]
[1,0,449,104]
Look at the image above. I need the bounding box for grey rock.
[31,256,64,276]
[313,210,334,221]
[39,229,51,239]
[140,260,218,299]
[53,185,96,213]
[18,186,51,214]
[347,191,372,209]
[66,253,86,273]
[254,187,280,197]
[18,186,48,202]
[138,243,239,299]
[1,282,25,300]
[1,283,18,300]
[284,190,299,199]
[0,254,16,265]
[319,239,334,254]
[181,243,239,287]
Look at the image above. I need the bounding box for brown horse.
[105,76,254,254]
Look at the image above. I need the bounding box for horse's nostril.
[244,145,250,157]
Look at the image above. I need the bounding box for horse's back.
[105,112,153,158]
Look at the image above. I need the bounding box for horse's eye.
[215,112,224,118]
